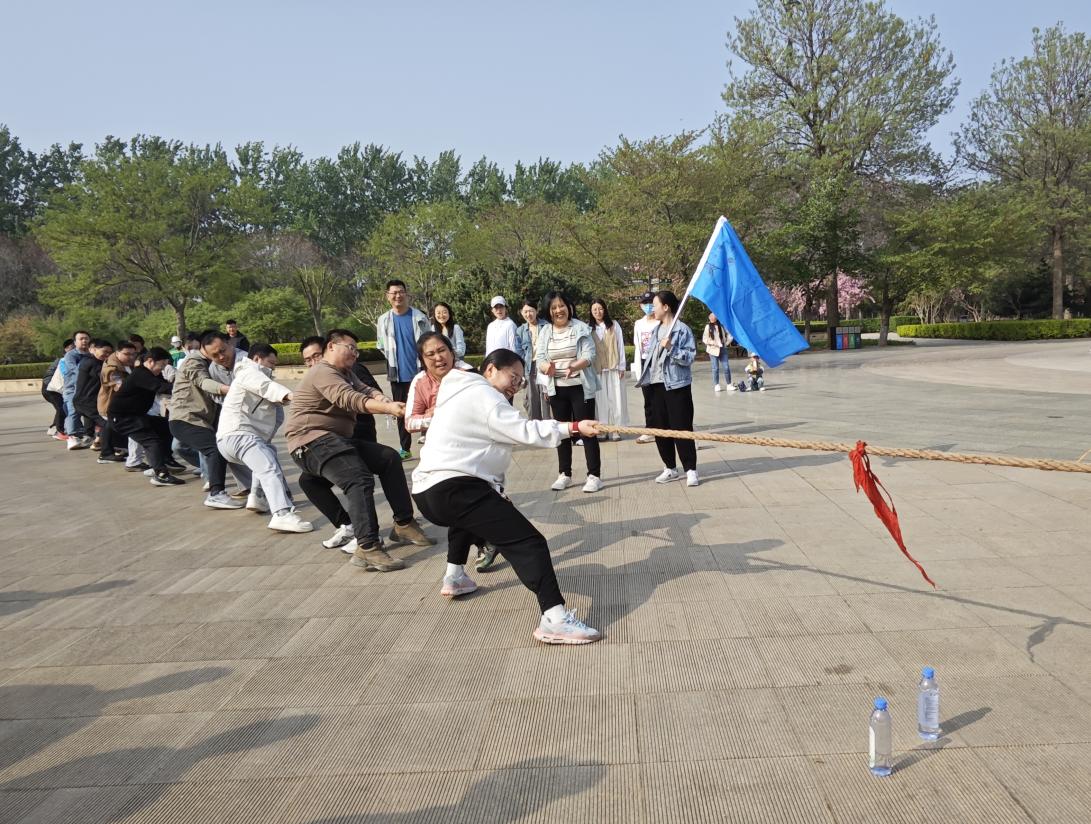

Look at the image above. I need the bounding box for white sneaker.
[582,475,603,493]
[46,425,57,436]
[635,434,655,444]
[246,490,269,513]
[608,432,621,442]
[655,467,680,484]
[202,481,211,492]
[533,610,602,645]
[143,468,155,477]
[339,538,358,556]
[268,509,314,533]
[66,438,88,450]
[550,473,572,491]
[322,523,354,549]
[686,470,700,487]
[725,383,738,391]
[204,492,244,510]
[714,385,723,392]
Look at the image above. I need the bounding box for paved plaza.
[1,339,1089,823]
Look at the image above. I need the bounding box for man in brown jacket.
[286,329,433,572]
[95,340,138,463]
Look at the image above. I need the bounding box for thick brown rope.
[596,425,1091,474]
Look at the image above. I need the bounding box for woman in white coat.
[590,298,629,441]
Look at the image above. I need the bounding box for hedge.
[271,341,377,355]
[792,316,920,334]
[0,362,49,380]
[896,319,1091,340]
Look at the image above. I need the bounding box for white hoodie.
[216,358,291,442]
[412,369,574,494]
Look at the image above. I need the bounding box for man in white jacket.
[412,348,602,645]
[216,344,313,533]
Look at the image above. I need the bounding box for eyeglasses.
[303,353,322,364]
[506,370,527,388]
[386,289,407,297]
[330,342,358,357]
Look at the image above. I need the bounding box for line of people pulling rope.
[36,286,722,645]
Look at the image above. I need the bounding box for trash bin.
[834,326,861,350]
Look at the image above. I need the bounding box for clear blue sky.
[5,0,1088,171]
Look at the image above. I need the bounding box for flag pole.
[665,216,727,337]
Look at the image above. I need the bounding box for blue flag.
[687,217,808,368]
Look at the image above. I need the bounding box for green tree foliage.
[35,137,246,338]
[228,287,312,343]
[957,24,1091,318]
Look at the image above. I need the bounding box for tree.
[228,286,312,343]
[35,137,245,338]
[957,24,1091,318]
[724,0,957,342]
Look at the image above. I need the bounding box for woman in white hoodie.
[411,348,603,645]
[216,344,312,533]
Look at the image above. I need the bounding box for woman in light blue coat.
[515,298,550,420]
[535,290,602,493]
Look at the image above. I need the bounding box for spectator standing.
[515,299,550,420]
[430,302,466,359]
[225,320,250,353]
[375,279,430,459]
[631,292,660,445]
[590,298,629,441]
[637,290,699,487]
[485,296,519,357]
[702,313,735,392]
[535,290,602,493]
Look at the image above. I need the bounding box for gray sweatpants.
[217,431,291,513]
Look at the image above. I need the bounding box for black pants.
[640,384,654,426]
[43,390,66,431]
[548,384,600,477]
[113,415,171,471]
[414,477,563,612]
[291,434,413,546]
[648,382,697,472]
[171,419,233,494]
[390,381,412,452]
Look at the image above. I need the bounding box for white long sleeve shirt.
[484,317,518,356]
[216,358,291,441]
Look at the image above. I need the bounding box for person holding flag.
[636,290,699,487]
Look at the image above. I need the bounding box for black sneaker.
[97,454,126,464]
[125,462,151,473]
[150,471,185,487]
[164,459,186,473]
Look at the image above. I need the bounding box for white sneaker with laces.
[582,475,603,493]
[533,609,602,645]
[322,523,354,549]
[441,572,478,598]
[202,481,211,492]
[550,473,572,491]
[714,385,723,392]
[268,509,314,533]
[725,384,738,391]
[686,470,700,487]
[635,434,655,444]
[339,538,358,556]
[655,467,680,484]
[204,492,244,510]
[246,490,269,513]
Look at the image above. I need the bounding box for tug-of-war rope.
[597,424,1091,590]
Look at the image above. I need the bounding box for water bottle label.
[868,728,876,764]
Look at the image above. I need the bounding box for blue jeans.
[63,392,86,436]
[711,351,731,386]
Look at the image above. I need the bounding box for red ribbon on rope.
[849,441,936,588]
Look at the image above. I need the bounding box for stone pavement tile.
[0,717,85,774]
[874,628,1048,680]
[905,498,1043,537]
[221,655,377,710]
[738,595,869,638]
[896,560,1033,591]
[0,572,115,598]
[1,595,132,632]
[35,624,202,667]
[158,619,307,662]
[1060,586,1091,609]
[953,587,1091,629]
[949,483,1091,532]
[641,756,834,824]
[91,593,249,628]
[4,785,161,824]
[755,633,904,688]
[631,639,770,693]
[813,558,952,596]
[636,688,800,761]
[977,530,1087,558]
[277,614,407,657]
[501,643,634,698]
[213,588,323,622]
[0,627,91,669]
[992,624,1091,689]
[478,694,637,768]
[617,600,752,643]
[155,564,338,595]
[841,592,985,632]
[974,744,1091,824]
[113,777,305,824]
[356,648,512,705]
[777,682,943,756]
[1008,555,1091,589]
[0,789,51,824]
[810,749,1036,824]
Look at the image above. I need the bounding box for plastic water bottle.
[868,697,893,776]
[917,667,941,740]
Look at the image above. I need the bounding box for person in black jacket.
[108,347,185,487]
[42,340,74,437]
[73,339,113,450]
[225,319,250,353]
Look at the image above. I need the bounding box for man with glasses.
[375,279,430,460]
[286,329,434,571]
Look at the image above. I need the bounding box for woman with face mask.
[589,299,628,441]
[534,291,602,493]
[412,348,603,645]
[631,291,660,445]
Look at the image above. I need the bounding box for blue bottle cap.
[922,667,935,679]
[874,697,887,710]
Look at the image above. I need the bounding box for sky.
[4,0,1089,171]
